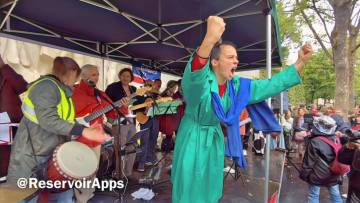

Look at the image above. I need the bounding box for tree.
[277,0,302,57]
[301,50,335,104]
[354,43,360,103]
[354,65,360,103]
[269,1,306,107]
[295,0,360,116]
[269,50,335,107]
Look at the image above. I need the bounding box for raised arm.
[249,44,313,104]
[182,16,226,106]
[293,43,313,75]
[197,16,225,60]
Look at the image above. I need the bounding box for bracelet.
[197,53,209,59]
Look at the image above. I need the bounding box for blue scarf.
[211,78,281,168]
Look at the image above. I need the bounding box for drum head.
[56,141,98,179]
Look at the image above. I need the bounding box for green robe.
[171,57,301,203]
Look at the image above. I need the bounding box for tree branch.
[296,0,332,59]
[351,18,360,53]
[327,0,334,7]
[308,6,335,19]
[311,0,332,41]
[351,4,360,22]
[354,43,360,52]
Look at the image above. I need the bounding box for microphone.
[87,79,96,87]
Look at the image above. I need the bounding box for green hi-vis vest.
[21,77,75,124]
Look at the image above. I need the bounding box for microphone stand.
[94,88,125,180]
[93,88,127,203]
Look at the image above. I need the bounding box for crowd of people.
[270,104,360,203]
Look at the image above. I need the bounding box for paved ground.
[89,150,349,203]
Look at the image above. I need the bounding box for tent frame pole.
[0,0,18,30]
[264,11,272,203]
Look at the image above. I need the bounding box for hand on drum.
[82,123,111,143]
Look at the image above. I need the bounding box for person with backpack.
[300,115,348,203]
[338,134,360,203]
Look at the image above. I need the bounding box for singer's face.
[84,67,99,85]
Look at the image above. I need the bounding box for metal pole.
[0,0,18,31]
[102,58,106,90]
[264,11,272,203]
[280,88,283,114]
[276,150,286,203]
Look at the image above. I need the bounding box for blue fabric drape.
[211,78,251,168]
[211,78,282,168]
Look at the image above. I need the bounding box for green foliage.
[288,83,306,105]
[301,50,335,104]
[355,41,360,104]
[262,51,335,107]
[355,66,360,104]
[274,0,305,106]
[274,0,337,107]
[276,0,302,57]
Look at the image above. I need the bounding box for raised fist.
[298,43,313,64]
[204,16,226,45]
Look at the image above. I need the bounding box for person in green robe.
[171,16,313,203]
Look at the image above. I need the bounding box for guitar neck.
[129,102,152,111]
[129,97,174,111]
[83,93,138,123]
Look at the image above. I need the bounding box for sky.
[283,0,333,64]
[285,0,360,64]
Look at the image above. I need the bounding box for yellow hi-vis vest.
[21,77,75,124]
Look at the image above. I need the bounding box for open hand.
[82,123,111,143]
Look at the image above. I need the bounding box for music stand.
[122,128,149,156]
[137,152,171,190]
[136,130,173,190]
[223,159,246,185]
[146,100,181,117]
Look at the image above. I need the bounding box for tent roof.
[0,0,282,76]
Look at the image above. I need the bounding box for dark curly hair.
[118,68,134,81]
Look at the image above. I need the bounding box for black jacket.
[338,145,360,198]
[105,81,136,123]
[105,81,136,102]
[300,131,341,186]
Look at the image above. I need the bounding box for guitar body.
[75,115,91,127]
[136,112,149,124]
[135,97,152,124]
[75,86,152,128]
[131,97,173,125]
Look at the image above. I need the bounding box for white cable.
[113,144,129,203]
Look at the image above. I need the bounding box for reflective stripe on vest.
[21,77,75,124]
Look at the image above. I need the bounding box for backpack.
[318,136,350,175]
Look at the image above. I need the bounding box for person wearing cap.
[300,115,343,203]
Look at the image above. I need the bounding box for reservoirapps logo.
[17,178,124,191]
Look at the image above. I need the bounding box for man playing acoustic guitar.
[72,64,129,202]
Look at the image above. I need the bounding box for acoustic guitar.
[129,97,173,124]
[76,86,151,127]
